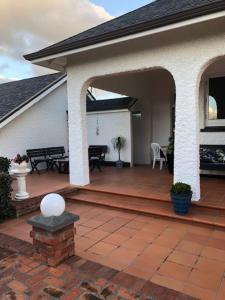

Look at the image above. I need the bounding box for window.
[206,76,225,126]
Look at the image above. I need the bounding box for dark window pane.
[208,77,225,120]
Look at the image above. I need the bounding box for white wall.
[0,80,132,166]
[87,110,132,163]
[0,83,68,159]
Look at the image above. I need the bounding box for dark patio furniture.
[200,145,225,171]
[54,158,69,174]
[89,145,107,172]
[47,147,68,170]
[27,146,67,174]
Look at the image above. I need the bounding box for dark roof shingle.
[0,73,65,123]
[86,97,137,112]
[24,0,225,61]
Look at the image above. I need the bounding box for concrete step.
[66,188,225,229]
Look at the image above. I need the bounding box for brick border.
[0,233,197,300]
[10,186,77,217]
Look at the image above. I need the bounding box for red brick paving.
[1,202,225,299]
[0,233,198,300]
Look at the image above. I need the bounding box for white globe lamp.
[40,193,65,217]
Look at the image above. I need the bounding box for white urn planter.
[14,161,28,172]
[12,162,30,200]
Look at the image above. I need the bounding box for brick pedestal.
[28,212,79,267]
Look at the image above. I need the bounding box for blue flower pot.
[116,160,124,168]
[171,193,192,215]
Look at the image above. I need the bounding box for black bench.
[200,145,225,171]
[27,146,67,174]
[89,145,108,172]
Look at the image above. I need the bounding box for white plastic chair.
[151,143,166,170]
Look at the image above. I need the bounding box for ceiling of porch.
[91,68,175,99]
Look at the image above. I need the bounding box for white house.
[0,74,135,164]
[23,0,225,200]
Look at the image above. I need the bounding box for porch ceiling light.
[40,193,65,217]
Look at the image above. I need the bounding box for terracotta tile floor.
[1,202,225,300]
[88,166,225,208]
[17,166,225,209]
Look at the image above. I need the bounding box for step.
[74,186,225,212]
[66,189,225,229]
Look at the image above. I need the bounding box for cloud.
[0,0,112,80]
[0,63,9,72]
[0,74,19,83]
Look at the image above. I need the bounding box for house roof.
[0,74,136,124]
[24,0,225,61]
[86,97,137,112]
[0,73,65,123]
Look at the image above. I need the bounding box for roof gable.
[0,73,64,123]
[24,0,225,61]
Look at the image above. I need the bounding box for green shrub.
[170,182,192,195]
[0,157,11,173]
[0,173,15,221]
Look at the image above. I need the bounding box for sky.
[92,0,151,16]
[0,0,152,84]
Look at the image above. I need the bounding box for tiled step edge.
[75,187,225,212]
[66,194,225,230]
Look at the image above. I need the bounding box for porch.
[84,167,225,208]
[17,166,225,208]
[14,166,225,228]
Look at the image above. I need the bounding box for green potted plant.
[170,182,192,215]
[167,136,174,174]
[111,136,126,168]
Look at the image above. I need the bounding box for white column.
[174,72,200,201]
[15,174,29,200]
[67,73,90,186]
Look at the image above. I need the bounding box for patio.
[86,166,225,209]
[0,201,224,299]
[16,166,225,209]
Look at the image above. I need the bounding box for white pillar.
[67,73,90,186]
[15,174,29,200]
[174,71,200,201]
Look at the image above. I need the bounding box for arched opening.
[199,56,225,130]
[199,56,225,205]
[84,67,176,195]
